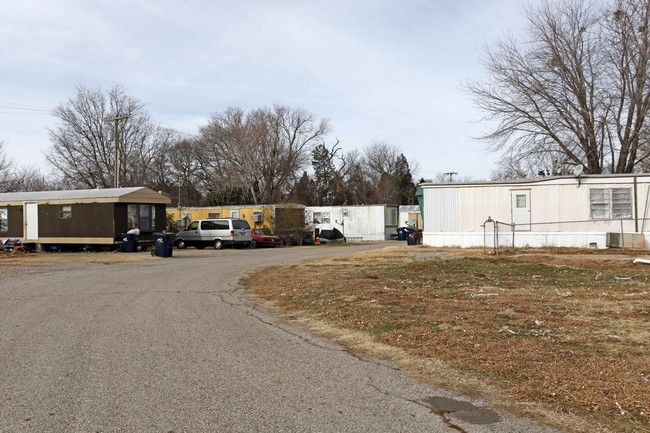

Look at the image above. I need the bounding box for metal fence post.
[620,219,625,253]
[482,224,486,255]
[512,223,515,248]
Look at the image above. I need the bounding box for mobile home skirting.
[422,231,650,249]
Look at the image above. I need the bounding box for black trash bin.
[121,233,138,253]
[398,227,416,241]
[152,232,175,257]
[407,233,417,246]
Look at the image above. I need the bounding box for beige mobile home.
[420,174,650,249]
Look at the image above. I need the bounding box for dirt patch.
[242,247,650,433]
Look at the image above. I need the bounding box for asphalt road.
[0,245,564,433]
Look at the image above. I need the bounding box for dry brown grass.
[0,251,156,274]
[242,247,650,433]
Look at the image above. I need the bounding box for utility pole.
[444,171,458,183]
[106,115,128,188]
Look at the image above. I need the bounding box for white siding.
[305,205,392,241]
[424,188,459,232]
[421,175,650,248]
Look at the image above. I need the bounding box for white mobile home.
[421,174,650,249]
[305,205,400,242]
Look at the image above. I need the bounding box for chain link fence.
[483,217,650,254]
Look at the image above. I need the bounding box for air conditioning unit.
[251,212,263,222]
[606,232,645,248]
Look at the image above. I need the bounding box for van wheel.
[176,239,187,249]
[249,240,257,249]
[214,239,223,250]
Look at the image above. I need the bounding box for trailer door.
[24,201,39,240]
[511,190,531,231]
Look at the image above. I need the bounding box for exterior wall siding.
[422,175,650,248]
[306,205,395,241]
[424,188,459,232]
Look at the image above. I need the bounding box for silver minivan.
[175,218,253,250]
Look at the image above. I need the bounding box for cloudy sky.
[1,0,528,181]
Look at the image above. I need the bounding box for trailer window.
[128,205,138,229]
[313,212,330,224]
[139,205,151,231]
[0,208,7,232]
[590,188,632,220]
[59,205,72,219]
[208,212,221,218]
[612,188,632,218]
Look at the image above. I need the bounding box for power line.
[0,111,51,115]
[0,100,51,114]
[0,100,51,110]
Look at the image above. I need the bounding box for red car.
[250,229,282,248]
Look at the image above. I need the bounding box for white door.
[511,190,531,231]
[24,201,39,240]
[230,210,239,219]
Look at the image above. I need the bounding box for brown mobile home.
[0,187,170,249]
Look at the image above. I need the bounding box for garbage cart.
[121,233,138,253]
[152,232,175,257]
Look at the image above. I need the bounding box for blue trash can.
[152,233,175,257]
[121,233,138,253]
[397,227,406,241]
[407,234,417,246]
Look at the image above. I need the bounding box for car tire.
[214,239,223,250]
[249,240,257,249]
[176,239,187,249]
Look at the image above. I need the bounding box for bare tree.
[15,167,64,191]
[165,138,207,207]
[363,141,400,182]
[490,151,573,180]
[198,105,329,204]
[0,142,21,192]
[47,84,178,189]
[468,0,650,174]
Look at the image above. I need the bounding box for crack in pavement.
[366,379,469,433]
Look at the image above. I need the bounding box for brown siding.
[114,204,128,237]
[38,203,115,238]
[1,205,24,237]
[155,204,167,231]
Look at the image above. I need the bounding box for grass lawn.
[242,246,649,433]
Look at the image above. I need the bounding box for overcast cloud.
[0,0,527,181]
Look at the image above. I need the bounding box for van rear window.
[232,220,250,229]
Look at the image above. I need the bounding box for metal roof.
[419,173,650,187]
[0,187,162,202]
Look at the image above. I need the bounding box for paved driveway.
[0,245,563,432]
